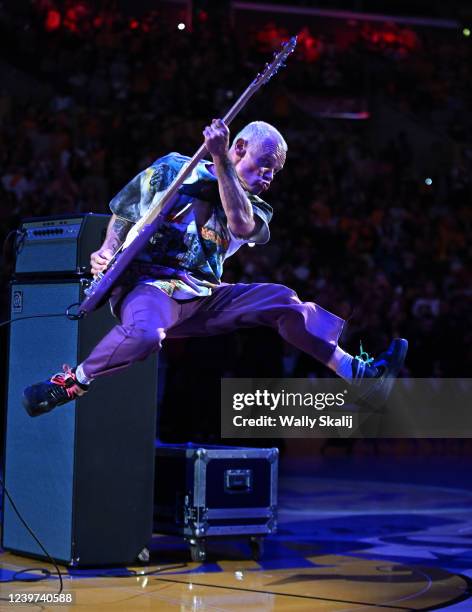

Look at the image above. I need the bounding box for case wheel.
[249,536,264,561]
[189,539,207,562]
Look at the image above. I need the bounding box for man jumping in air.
[23,119,407,416]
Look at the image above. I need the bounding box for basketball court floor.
[1,455,471,611]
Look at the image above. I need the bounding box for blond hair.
[232,121,288,152]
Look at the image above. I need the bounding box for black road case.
[154,444,278,561]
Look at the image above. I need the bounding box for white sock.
[75,363,93,385]
[326,346,354,382]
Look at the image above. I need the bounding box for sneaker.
[351,338,408,408]
[23,364,89,417]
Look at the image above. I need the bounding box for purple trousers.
[81,283,345,379]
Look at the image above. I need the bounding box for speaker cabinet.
[3,280,158,566]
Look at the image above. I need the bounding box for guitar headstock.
[252,36,297,88]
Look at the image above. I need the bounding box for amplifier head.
[15,213,110,277]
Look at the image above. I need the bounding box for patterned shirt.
[109,152,273,299]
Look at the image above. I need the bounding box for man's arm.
[204,119,257,238]
[90,214,133,276]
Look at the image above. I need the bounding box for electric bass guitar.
[78,36,297,317]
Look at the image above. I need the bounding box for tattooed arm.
[90,214,133,276]
[204,119,257,238]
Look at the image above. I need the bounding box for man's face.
[233,137,286,195]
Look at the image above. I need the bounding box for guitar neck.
[135,82,260,229]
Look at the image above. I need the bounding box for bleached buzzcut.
[232,121,288,152]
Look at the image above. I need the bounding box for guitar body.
[80,223,156,316]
